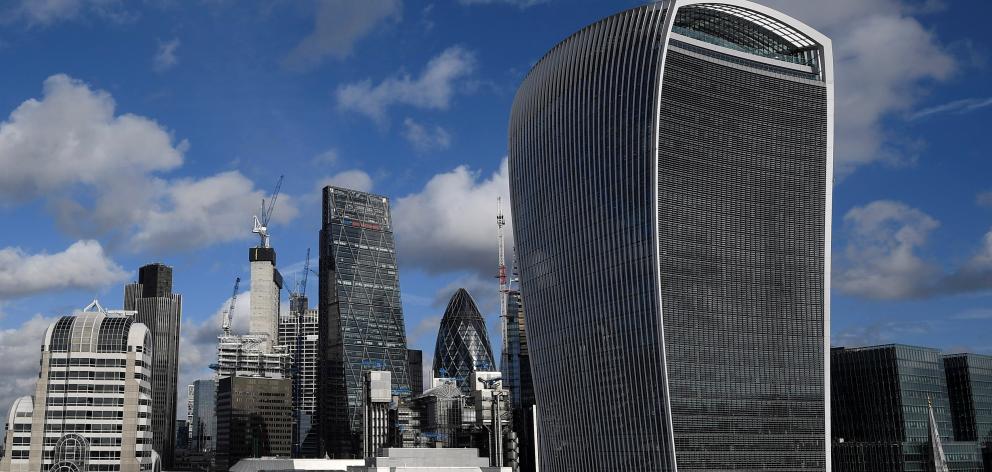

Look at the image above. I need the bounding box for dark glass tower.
[508,1,833,470]
[944,353,992,469]
[432,288,496,395]
[319,186,411,458]
[124,262,182,467]
[408,349,424,397]
[500,289,536,472]
[832,345,983,471]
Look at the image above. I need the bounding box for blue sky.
[0,0,990,414]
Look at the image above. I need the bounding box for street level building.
[0,305,159,472]
[944,353,992,469]
[508,1,834,470]
[363,371,392,458]
[188,379,217,453]
[832,345,983,471]
[319,186,411,457]
[215,376,293,471]
[433,289,496,395]
[124,263,182,468]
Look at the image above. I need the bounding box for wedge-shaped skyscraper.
[508,1,833,470]
[433,288,496,395]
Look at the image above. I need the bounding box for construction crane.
[252,175,284,248]
[222,277,241,336]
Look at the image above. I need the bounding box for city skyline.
[0,0,990,438]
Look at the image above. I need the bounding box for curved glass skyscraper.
[508,1,833,470]
[433,288,496,394]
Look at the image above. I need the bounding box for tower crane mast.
[497,197,509,370]
[222,277,240,336]
[252,175,284,248]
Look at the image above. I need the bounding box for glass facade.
[944,353,992,469]
[832,345,984,472]
[432,288,496,395]
[123,263,182,469]
[318,186,411,458]
[507,2,831,471]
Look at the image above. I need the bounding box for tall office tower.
[279,300,320,457]
[832,345,984,471]
[215,376,293,471]
[189,379,217,452]
[507,2,834,470]
[499,289,535,472]
[319,186,411,457]
[250,246,283,345]
[433,289,496,395]
[0,308,159,472]
[124,262,182,468]
[408,349,424,397]
[944,354,992,468]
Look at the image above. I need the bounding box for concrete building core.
[250,247,283,345]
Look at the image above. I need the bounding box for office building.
[350,448,511,472]
[944,354,992,468]
[363,371,392,458]
[433,289,496,395]
[500,289,535,472]
[215,335,290,379]
[412,379,466,449]
[124,262,182,468]
[188,379,217,453]
[408,349,424,397]
[215,376,293,471]
[0,305,159,472]
[279,297,321,457]
[507,1,833,470]
[832,345,983,471]
[319,186,411,457]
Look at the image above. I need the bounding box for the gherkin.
[432,288,496,394]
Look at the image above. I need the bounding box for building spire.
[928,396,950,472]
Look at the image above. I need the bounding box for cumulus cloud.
[153,38,180,72]
[835,200,992,299]
[0,241,128,300]
[392,157,509,275]
[835,200,941,299]
[283,0,401,71]
[765,0,956,176]
[336,46,476,122]
[403,117,452,152]
[318,169,374,193]
[0,315,56,417]
[0,74,298,252]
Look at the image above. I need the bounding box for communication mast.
[496,197,509,368]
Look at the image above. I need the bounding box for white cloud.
[0,74,184,199]
[318,169,374,193]
[0,315,55,418]
[0,74,299,253]
[336,46,476,122]
[402,117,452,152]
[2,0,132,27]
[765,0,956,176]
[153,38,180,72]
[835,200,940,299]
[0,240,128,300]
[283,0,401,71]
[910,97,992,120]
[392,158,509,275]
[458,0,549,7]
[835,200,992,299]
